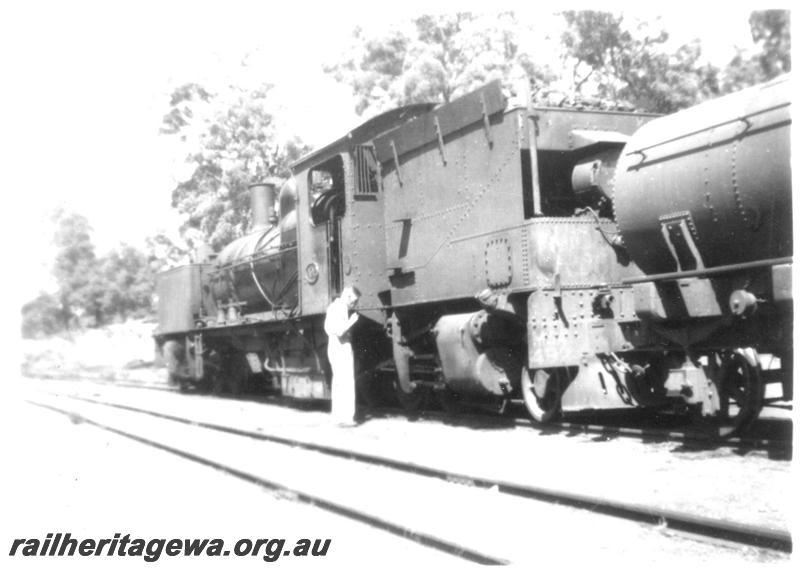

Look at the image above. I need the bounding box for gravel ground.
[21,320,164,385]
[16,323,794,567]
[1,392,466,570]
[21,386,791,567]
[22,377,792,536]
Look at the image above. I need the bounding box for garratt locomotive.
[156,75,792,435]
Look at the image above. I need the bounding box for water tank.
[613,75,791,275]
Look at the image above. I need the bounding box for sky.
[2,0,774,304]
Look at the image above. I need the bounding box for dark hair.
[346,286,361,297]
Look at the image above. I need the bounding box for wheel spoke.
[714,350,764,438]
[727,385,747,405]
[521,367,567,424]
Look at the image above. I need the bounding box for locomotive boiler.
[155,75,792,435]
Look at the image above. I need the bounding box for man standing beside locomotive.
[324,286,362,426]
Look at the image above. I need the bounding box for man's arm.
[325,303,359,338]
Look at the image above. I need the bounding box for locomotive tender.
[156,75,792,435]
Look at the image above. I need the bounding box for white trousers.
[328,341,355,423]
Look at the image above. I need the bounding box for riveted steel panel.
[374,81,506,164]
[485,236,512,288]
[295,162,334,316]
[532,108,656,152]
[383,106,528,307]
[527,287,639,369]
[614,75,792,275]
[526,217,638,288]
[341,146,388,320]
[156,264,211,335]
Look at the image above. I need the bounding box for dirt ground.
[21,319,166,384]
[18,320,795,560]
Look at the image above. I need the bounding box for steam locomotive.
[155,75,792,436]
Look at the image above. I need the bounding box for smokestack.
[249,182,277,231]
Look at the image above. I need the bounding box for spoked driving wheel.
[715,349,764,438]
[356,369,384,409]
[206,351,226,395]
[521,367,568,423]
[224,351,249,396]
[205,348,247,396]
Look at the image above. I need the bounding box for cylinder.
[434,313,513,397]
[613,75,792,275]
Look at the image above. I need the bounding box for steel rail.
[396,406,792,454]
[545,419,791,453]
[42,391,792,554]
[26,399,508,565]
[26,375,791,452]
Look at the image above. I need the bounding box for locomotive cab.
[292,103,434,319]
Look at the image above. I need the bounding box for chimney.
[249,181,278,231]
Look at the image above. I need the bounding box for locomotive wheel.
[166,370,180,387]
[204,349,246,396]
[227,354,248,396]
[356,370,383,409]
[167,372,191,392]
[211,373,226,395]
[521,367,567,424]
[434,386,462,415]
[203,350,225,395]
[431,357,461,415]
[163,340,189,390]
[395,379,425,411]
[715,350,764,438]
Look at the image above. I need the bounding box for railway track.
[27,398,506,564]
[35,374,792,456]
[399,405,793,458]
[27,385,792,558]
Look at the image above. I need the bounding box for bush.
[21,293,66,339]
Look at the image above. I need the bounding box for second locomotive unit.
[156,75,792,435]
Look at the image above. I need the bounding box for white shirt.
[324,297,352,347]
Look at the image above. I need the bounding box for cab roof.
[291,103,435,174]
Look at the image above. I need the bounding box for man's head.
[341,286,361,309]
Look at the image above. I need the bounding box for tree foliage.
[145,232,190,270]
[21,209,156,338]
[559,11,720,112]
[51,209,98,327]
[325,10,746,115]
[162,84,310,251]
[96,245,155,321]
[160,83,212,137]
[21,293,66,339]
[325,12,556,116]
[750,10,791,77]
[722,10,790,93]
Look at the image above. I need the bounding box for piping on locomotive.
[155,75,792,436]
